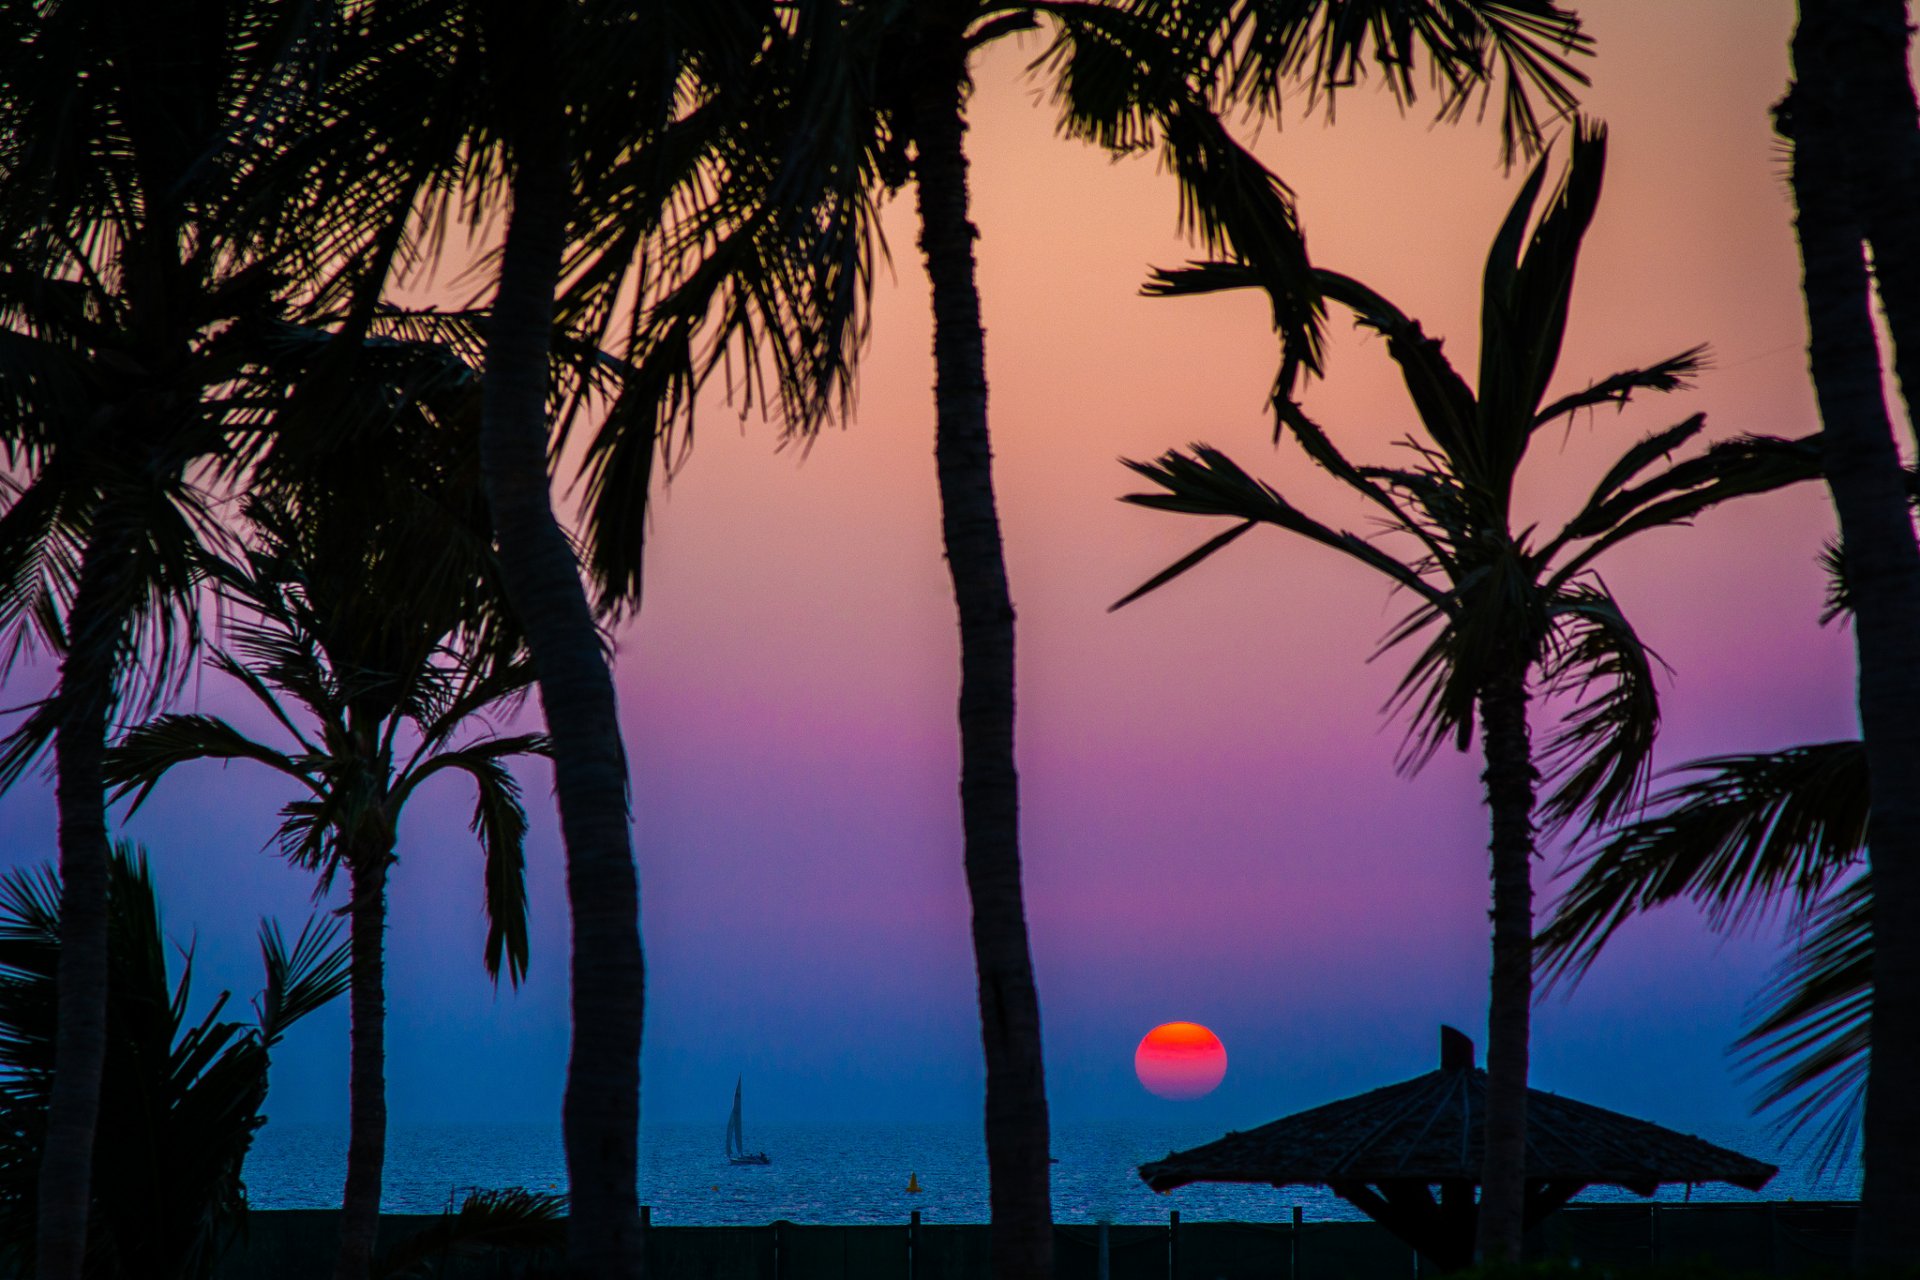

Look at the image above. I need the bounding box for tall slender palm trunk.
[1784,12,1920,1262]
[1825,0,1920,413]
[480,6,643,1276]
[37,523,130,1280]
[1473,665,1536,1264]
[908,25,1053,1280]
[333,850,392,1280]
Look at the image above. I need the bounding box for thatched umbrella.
[1137,1027,1777,1270]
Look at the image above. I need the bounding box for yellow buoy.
[906,1172,922,1194]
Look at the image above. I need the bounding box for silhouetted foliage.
[0,844,346,1280]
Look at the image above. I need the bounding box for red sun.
[1135,1022,1228,1100]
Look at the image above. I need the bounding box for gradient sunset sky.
[0,1,1859,1134]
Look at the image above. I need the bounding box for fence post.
[909,1209,920,1280]
[640,1206,651,1275]
[1170,1209,1181,1280]
[1098,1217,1111,1280]
[774,1218,785,1280]
[1292,1205,1303,1280]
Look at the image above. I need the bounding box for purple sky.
[0,2,1863,1137]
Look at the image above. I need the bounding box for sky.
[0,1,1870,1138]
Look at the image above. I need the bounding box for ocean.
[245,1120,1860,1225]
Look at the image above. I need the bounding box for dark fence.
[214,1203,1858,1280]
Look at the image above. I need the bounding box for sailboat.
[725,1077,770,1166]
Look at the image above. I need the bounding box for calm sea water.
[245,1120,1859,1224]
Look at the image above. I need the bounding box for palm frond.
[255,914,349,1042]
[1735,875,1870,1173]
[1152,103,1325,394]
[1476,118,1604,485]
[1538,742,1868,986]
[1544,433,1824,587]
[0,468,85,678]
[1532,347,1710,427]
[1117,446,1447,608]
[1317,269,1484,482]
[103,714,308,815]
[1535,582,1662,830]
[1141,260,1263,299]
[1123,0,1591,165]
[1546,413,1711,550]
[395,738,551,987]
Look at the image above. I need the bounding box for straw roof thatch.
[1138,1027,1777,1198]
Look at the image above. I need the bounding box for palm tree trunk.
[332,850,391,1280]
[908,23,1053,1280]
[480,5,643,1276]
[1474,665,1536,1264]
[1821,0,1920,418]
[1784,14,1920,1262]
[36,522,129,1280]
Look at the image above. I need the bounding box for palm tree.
[101,437,546,1280]
[0,843,349,1279]
[0,8,368,1272]
[285,9,885,1270]
[1114,121,1819,1262]
[1772,1,1920,1261]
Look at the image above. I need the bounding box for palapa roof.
[1139,1027,1776,1198]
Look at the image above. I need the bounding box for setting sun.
[1135,1022,1228,1100]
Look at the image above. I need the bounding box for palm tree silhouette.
[102,429,545,1280]
[1115,120,1818,1261]
[0,8,397,1271]
[256,11,865,1268]
[1773,1,1920,1259]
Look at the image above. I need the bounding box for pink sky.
[0,1,1862,1133]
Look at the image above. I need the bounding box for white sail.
[726,1078,745,1158]
[725,1077,770,1164]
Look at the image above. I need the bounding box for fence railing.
[214,1202,1859,1280]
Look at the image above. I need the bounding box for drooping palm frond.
[395,735,551,986]
[1042,3,1326,391]
[1538,742,1869,986]
[0,468,82,675]
[1535,582,1662,831]
[1735,875,1870,1172]
[103,714,312,815]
